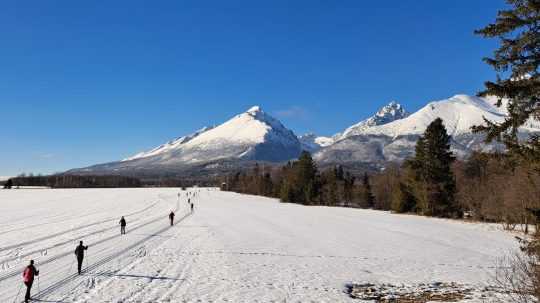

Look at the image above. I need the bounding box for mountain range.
[69,94,540,177]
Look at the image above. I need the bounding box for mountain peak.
[354,94,512,137]
[376,101,407,118]
[247,106,262,114]
[119,105,301,165]
[335,101,408,140]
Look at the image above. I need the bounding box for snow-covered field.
[0,188,519,302]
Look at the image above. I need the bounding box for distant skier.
[190,202,194,213]
[22,260,39,303]
[188,198,191,205]
[169,211,175,226]
[74,241,88,275]
[119,216,127,235]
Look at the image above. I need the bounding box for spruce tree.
[295,151,319,204]
[474,0,540,163]
[262,172,273,197]
[336,165,345,181]
[408,118,457,217]
[343,172,355,207]
[477,3,540,296]
[4,179,13,189]
[279,151,319,204]
[361,173,375,208]
[323,169,339,206]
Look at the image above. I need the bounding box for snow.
[336,101,409,141]
[118,106,301,164]
[315,136,334,147]
[298,133,334,152]
[123,127,214,162]
[79,95,540,173]
[334,95,540,141]
[0,188,519,302]
[185,108,274,147]
[352,95,530,138]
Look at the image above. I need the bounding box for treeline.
[4,175,142,188]
[224,118,540,231]
[222,152,376,209]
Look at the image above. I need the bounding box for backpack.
[22,267,33,283]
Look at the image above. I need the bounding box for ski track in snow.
[0,188,520,302]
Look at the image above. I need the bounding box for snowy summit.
[132,105,302,162]
[74,106,303,175]
[335,101,409,141]
[71,94,540,176]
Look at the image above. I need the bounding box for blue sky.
[1,0,505,176]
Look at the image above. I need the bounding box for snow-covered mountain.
[123,126,215,161]
[315,94,540,167]
[298,133,334,153]
[338,95,539,138]
[71,106,303,176]
[69,94,540,177]
[334,101,408,141]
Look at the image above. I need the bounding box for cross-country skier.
[191,202,194,213]
[119,216,127,235]
[22,260,39,303]
[74,241,88,275]
[169,211,175,226]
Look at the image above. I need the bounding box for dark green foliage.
[336,165,345,181]
[4,179,13,189]
[407,118,458,217]
[342,172,356,207]
[292,151,319,204]
[225,153,361,208]
[360,173,375,208]
[474,0,540,163]
[396,182,417,213]
[476,3,540,297]
[10,175,141,188]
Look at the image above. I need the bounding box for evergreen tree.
[361,173,375,208]
[342,172,355,207]
[477,4,540,297]
[336,165,345,181]
[251,163,262,195]
[408,118,458,217]
[278,152,319,204]
[262,172,273,196]
[474,0,540,164]
[391,181,417,213]
[294,151,319,204]
[322,169,338,206]
[4,179,13,189]
[280,179,294,202]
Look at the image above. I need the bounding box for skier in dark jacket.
[169,211,175,226]
[119,216,127,235]
[74,241,88,275]
[22,260,39,303]
[191,202,194,213]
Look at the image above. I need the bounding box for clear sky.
[1,0,506,176]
